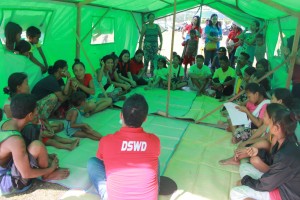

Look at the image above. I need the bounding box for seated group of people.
[1,20,300,200]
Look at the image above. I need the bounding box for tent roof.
[52,0,300,21]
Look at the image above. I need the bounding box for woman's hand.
[236,106,248,113]
[246,147,258,157]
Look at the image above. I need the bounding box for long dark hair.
[48,60,67,74]
[193,16,200,27]
[3,72,28,97]
[119,49,130,64]
[5,22,22,51]
[208,14,220,30]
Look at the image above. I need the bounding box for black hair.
[266,103,286,122]
[245,82,267,98]
[157,57,167,68]
[14,40,31,54]
[253,20,260,32]
[287,35,300,51]
[72,59,85,70]
[193,16,200,28]
[134,49,144,56]
[5,22,22,51]
[272,88,293,108]
[122,94,148,127]
[101,55,114,64]
[10,93,37,119]
[110,52,119,60]
[190,29,196,35]
[173,54,181,61]
[48,60,67,74]
[4,72,28,97]
[256,33,264,39]
[240,52,250,60]
[147,13,155,19]
[253,73,270,92]
[256,58,269,72]
[70,91,86,107]
[26,26,41,38]
[196,55,205,60]
[244,66,256,76]
[119,49,130,63]
[270,107,297,137]
[208,14,220,30]
[219,55,229,62]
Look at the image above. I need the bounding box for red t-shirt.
[96,127,160,200]
[130,59,144,75]
[184,24,202,39]
[228,30,241,49]
[74,73,92,97]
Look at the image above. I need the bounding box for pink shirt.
[97,127,160,200]
[269,188,282,200]
[246,100,268,119]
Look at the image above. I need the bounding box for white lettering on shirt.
[121,141,147,151]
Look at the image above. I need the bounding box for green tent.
[0,0,299,103]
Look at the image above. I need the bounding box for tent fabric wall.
[1,0,300,105]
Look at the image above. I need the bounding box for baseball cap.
[218,47,227,53]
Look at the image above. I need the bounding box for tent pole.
[76,4,82,59]
[165,0,177,117]
[286,18,300,88]
[196,58,289,123]
[81,8,111,43]
[258,0,300,18]
[131,11,141,34]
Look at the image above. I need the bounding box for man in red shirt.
[87,94,160,200]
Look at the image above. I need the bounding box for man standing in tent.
[87,94,160,200]
[139,13,163,77]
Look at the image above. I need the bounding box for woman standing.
[204,14,223,67]
[139,13,163,76]
[181,16,202,41]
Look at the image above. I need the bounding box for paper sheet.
[224,102,248,126]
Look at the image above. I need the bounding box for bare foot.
[84,112,90,118]
[219,157,240,165]
[42,168,70,181]
[69,139,79,150]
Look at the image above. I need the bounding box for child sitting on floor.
[168,54,187,90]
[65,91,102,141]
[228,83,270,143]
[144,56,168,90]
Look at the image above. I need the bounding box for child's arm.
[238,125,267,148]
[29,52,47,73]
[119,73,134,85]
[68,109,89,129]
[236,106,264,127]
[96,68,108,97]
[126,72,137,87]
[63,71,73,96]
[74,78,95,95]
[37,46,48,69]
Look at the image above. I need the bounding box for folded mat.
[178,95,227,126]
[46,108,189,192]
[113,87,197,117]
